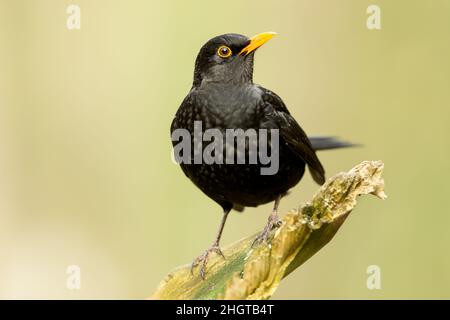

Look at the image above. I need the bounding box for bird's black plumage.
[170,33,351,278]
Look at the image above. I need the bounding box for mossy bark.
[152,160,386,300]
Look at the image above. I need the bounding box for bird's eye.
[217,45,232,58]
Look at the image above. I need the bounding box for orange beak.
[240,32,277,56]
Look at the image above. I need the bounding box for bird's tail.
[308,136,357,151]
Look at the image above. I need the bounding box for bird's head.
[192,32,276,87]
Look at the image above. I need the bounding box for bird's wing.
[260,88,325,185]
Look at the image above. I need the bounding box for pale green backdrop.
[0,0,449,299]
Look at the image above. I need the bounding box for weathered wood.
[152,160,386,300]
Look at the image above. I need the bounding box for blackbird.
[170,32,352,278]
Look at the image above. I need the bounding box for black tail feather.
[309,136,358,151]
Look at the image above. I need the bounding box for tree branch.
[151,160,386,300]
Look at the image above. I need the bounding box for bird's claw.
[190,244,225,279]
[252,213,282,247]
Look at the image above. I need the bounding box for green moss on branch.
[152,160,386,300]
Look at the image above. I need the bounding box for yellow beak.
[240,32,277,56]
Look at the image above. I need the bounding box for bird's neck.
[193,66,254,87]
[192,80,254,93]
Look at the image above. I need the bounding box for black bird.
[170,32,352,278]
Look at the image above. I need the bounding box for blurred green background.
[0,0,449,299]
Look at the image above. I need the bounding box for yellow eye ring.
[217,45,232,58]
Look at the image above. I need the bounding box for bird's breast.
[190,84,264,129]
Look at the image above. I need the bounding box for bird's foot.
[190,243,225,279]
[252,212,282,247]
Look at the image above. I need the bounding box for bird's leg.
[191,208,230,279]
[252,195,283,246]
